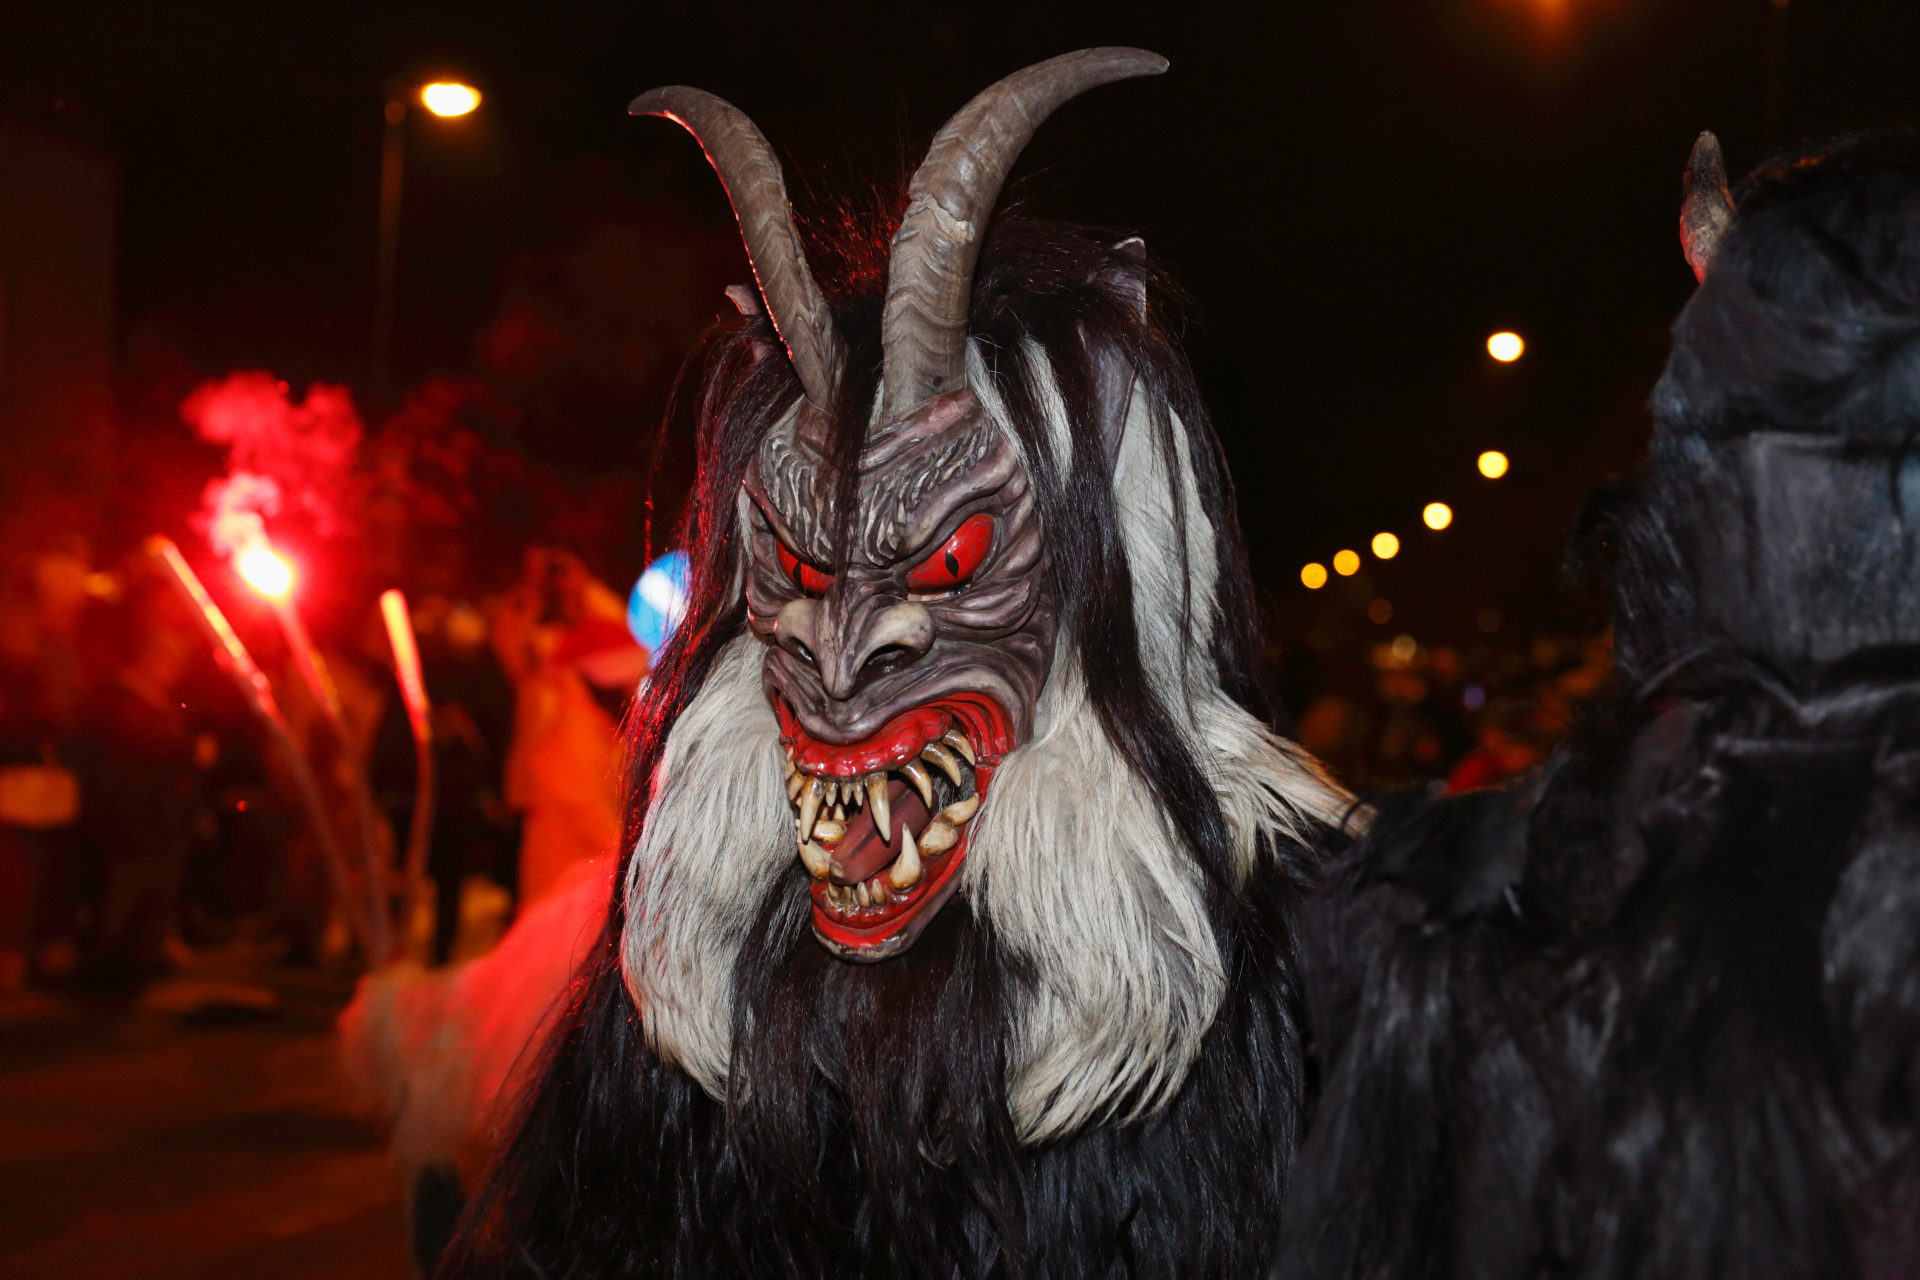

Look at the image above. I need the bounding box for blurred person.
[372,594,518,965]
[71,581,203,988]
[490,547,644,907]
[1295,690,1368,789]
[1291,642,1378,790]
[0,566,82,991]
[342,563,632,1265]
[25,537,91,723]
[176,668,291,949]
[225,618,339,963]
[1441,695,1543,792]
[339,853,613,1272]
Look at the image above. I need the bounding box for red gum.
[776,694,1013,777]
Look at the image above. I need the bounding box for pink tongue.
[829,778,930,884]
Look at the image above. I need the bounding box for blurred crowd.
[0,532,645,998]
[1286,624,1614,797]
[0,488,1609,1002]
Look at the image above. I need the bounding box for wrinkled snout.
[775,592,934,703]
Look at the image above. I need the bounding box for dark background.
[7,10,1920,1272]
[6,0,1919,650]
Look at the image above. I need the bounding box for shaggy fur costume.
[1279,133,1920,1279]
[443,214,1351,1279]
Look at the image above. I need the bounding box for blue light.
[627,550,690,653]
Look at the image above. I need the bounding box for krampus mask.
[450,49,1351,1278]
[1281,132,1920,1278]
[636,48,1220,965]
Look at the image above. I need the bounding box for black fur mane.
[440,212,1327,1278]
[1280,133,1920,1279]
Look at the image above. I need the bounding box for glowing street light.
[1300,562,1329,590]
[1477,450,1510,479]
[1487,331,1525,363]
[1422,502,1454,531]
[375,77,484,405]
[421,82,481,117]
[1371,531,1401,560]
[1332,549,1362,577]
[236,542,294,599]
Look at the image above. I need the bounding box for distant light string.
[1297,452,1498,590]
[1298,331,1520,599]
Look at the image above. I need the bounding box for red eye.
[906,513,994,592]
[775,540,833,594]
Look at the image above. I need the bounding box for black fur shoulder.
[1285,661,1920,1280]
[1283,130,1920,1280]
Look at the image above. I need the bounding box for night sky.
[7,0,1920,646]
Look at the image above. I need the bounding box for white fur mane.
[622,343,1350,1141]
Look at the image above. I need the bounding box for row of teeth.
[819,791,979,909]
[785,729,980,905]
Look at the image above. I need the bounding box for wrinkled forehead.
[745,388,1019,565]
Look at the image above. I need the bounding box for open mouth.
[775,696,1012,961]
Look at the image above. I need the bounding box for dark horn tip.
[1681,129,1735,284]
[1082,46,1169,76]
[1687,131,1725,179]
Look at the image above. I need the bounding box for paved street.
[0,969,412,1279]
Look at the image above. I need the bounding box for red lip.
[775,694,1013,777]
[775,694,1015,960]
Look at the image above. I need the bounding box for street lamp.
[373,80,482,408]
[421,82,481,118]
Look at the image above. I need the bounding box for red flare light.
[237,543,295,599]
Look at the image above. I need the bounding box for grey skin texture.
[743,389,1057,753]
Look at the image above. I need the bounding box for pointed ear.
[1081,328,1137,468]
[1108,237,1149,320]
[1081,238,1150,464]
[724,284,762,317]
[724,285,778,364]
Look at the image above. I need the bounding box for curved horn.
[879,47,1168,422]
[1681,131,1737,284]
[630,87,843,408]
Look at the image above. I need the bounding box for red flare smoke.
[182,371,365,572]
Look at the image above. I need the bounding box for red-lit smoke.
[199,469,282,560]
[181,371,365,573]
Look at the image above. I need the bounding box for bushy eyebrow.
[753,433,838,563]
[857,425,1000,564]
[753,420,1006,570]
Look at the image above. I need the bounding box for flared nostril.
[860,644,916,680]
[802,599,934,701]
[774,599,824,672]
